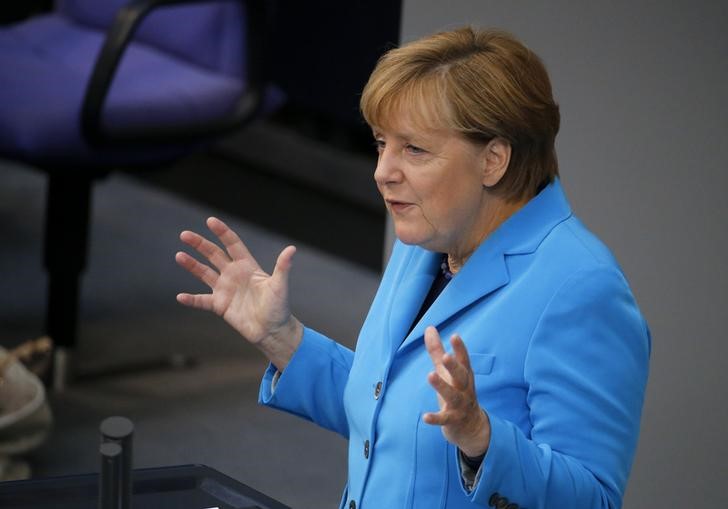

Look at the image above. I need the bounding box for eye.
[405,143,426,155]
[373,139,385,152]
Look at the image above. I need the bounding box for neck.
[447,195,528,274]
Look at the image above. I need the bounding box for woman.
[176,27,650,509]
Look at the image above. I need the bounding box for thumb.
[271,245,297,288]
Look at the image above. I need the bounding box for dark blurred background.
[0,1,399,507]
[1,0,399,270]
[127,0,403,271]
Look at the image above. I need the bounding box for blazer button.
[374,381,382,399]
[364,439,370,458]
[349,500,356,509]
[505,504,519,509]
[496,497,509,509]
[489,493,500,507]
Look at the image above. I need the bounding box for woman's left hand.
[423,326,491,458]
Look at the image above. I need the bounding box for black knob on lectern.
[99,416,134,509]
[99,442,122,509]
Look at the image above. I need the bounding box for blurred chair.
[0,0,276,387]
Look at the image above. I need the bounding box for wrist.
[459,408,491,458]
[258,317,303,371]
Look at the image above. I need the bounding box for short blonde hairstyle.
[360,27,560,201]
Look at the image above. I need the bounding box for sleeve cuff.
[459,413,511,501]
[270,369,282,392]
[257,326,354,437]
[257,326,351,408]
[458,449,485,492]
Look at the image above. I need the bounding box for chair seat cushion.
[0,15,248,167]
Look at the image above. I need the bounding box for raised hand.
[175,217,302,370]
[423,326,491,458]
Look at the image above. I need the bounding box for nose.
[373,146,401,186]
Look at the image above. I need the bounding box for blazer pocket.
[410,414,448,509]
[469,353,495,375]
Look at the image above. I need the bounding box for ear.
[481,137,511,188]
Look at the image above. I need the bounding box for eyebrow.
[372,126,428,142]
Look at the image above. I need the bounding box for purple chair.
[0,0,275,383]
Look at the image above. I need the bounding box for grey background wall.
[399,1,727,507]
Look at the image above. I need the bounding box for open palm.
[176,217,301,368]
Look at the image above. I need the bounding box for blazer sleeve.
[258,326,354,438]
[466,266,651,509]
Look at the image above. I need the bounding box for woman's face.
[373,116,494,256]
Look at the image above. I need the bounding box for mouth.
[386,200,414,213]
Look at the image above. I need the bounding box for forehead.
[371,112,447,144]
[373,109,484,158]
[370,97,451,138]
[367,73,453,133]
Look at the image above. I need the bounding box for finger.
[179,230,231,272]
[271,245,296,290]
[176,292,214,312]
[175,251,219,288]
[441,352,471,391]
[206,217,255,262]
[424,326,446,366]
[441,336,473,391]
[450,334,473,373]
[427,371,462,405]
[422,411,449,426]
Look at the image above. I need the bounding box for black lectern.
[0,464,291,509]
[0,416,291,509]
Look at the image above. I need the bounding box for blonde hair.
[360,27,560,201]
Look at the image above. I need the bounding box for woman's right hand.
[175,217,303,370]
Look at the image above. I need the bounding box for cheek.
[423,184,462,216]
[428,184,481,225]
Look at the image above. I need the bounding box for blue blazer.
[260,180,650,509]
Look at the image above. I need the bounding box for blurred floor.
[0,129,383,508]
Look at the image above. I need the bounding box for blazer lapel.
[398,178,573,350]
[400,244,509,350]
[385,250,440,352]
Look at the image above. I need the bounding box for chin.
[393,226,433,250]
[393,227,418,246]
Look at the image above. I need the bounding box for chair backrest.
[56,0,246,78]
